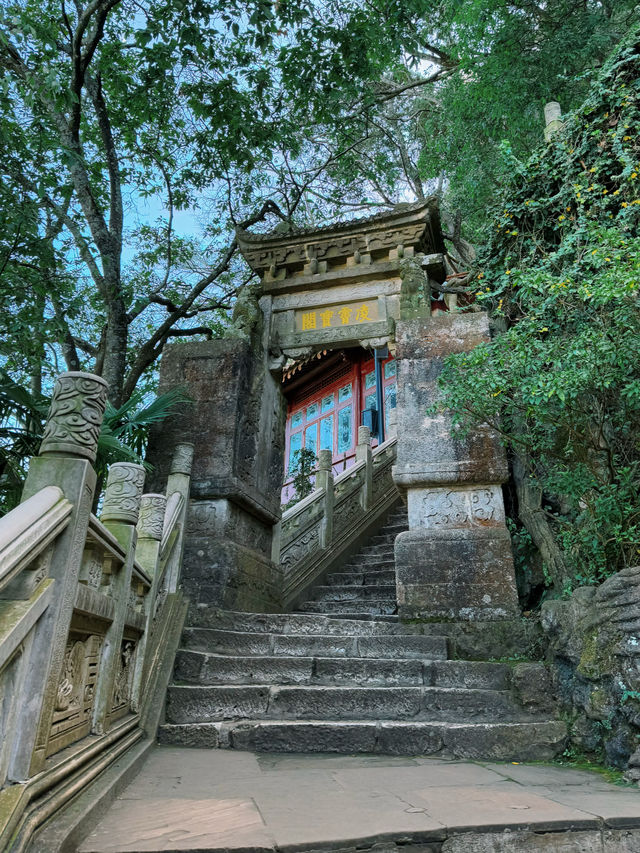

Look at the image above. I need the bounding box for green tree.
[286,447,318,509]
[0,0,447,404]
[433,28,640,593]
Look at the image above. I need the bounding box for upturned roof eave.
[235,197,441,253]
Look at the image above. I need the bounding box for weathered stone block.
[393,315,509,490]
[375,721,444,755]
[268,686,423,720]
[392,314,518,623]
[396,528,518,620]
[147,338,286,612]
[442,720,567,761]
[165,685,270,724]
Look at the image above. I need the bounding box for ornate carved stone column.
[101,463,146,525]
[137,494,167,545]
[316,449,334,548]
[129,493,167,711]
[393,315,519,621]
[93,463,145,733]
[355,426,373,510]
[163,444,194,593]
[10,372,108,778]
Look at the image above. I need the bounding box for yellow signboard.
[295,300,379,332]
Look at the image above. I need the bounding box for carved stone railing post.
[316,449,334,549]
[355,426,373,510]
[163,443,194,593]
[93,463,145,733]
[130,494,166,712]
[9,372,108,779]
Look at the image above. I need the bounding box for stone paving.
[78,747,640,852]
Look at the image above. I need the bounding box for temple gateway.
[152,198,519,620]
[0,199,571,852]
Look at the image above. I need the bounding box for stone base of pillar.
[396,526,518,621]
[183,498,282,612]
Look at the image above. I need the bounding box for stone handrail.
[276,427,398,610]
[160,491,184,560]
[0,486,72,594]
[0,371,194,852]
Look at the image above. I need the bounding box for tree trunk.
[100,293,128,406]
[512,450,570,593]
[29,290,46,397]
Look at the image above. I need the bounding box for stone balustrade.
[0,371,194,850]
[276,429,398,610]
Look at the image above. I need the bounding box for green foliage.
[416,0,638,235]
[0,370,49,512]
[93,386,192,486]
[0,381,189,514]
[285,447,318,509]
[434,28,640,590]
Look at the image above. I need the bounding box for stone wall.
[149,337,285,612]
[542,567,640,775]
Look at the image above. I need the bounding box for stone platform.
[78,747,640,852]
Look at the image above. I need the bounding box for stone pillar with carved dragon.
[393,314,519,620]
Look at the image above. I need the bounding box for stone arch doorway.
[152,200,519,620]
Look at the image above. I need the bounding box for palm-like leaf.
[0,376,191,515]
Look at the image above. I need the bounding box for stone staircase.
[295,504,406,619]
[159,504,567,760]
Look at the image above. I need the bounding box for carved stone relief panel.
[408,485,505,530]
[47,631,102,756]
[334,493,363,536]
[79,546,104,589]
[280,523,321,576]
[111,639,137,719]
[129,581,145,613]
[0,647,22,785]
[187,500,220,537]
[372,463,394,501]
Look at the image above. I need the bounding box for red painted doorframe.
[281,350,396,504]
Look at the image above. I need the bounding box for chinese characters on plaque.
[295,300,379,332]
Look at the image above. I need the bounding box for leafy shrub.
[435,28,640,592]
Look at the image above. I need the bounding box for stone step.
[324,612,400,622]
[357,540,396,552]
[188,607,414,635]
[342,558,396,571]
[297,599,397,615]
[325,569,396,586]
[158,719,567,761]
[174,651,511,690]
[165,684,534,725]
[181,628,448,659]
[371,522,406,534]
[368,534,401,545]
[309,584,397,603]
